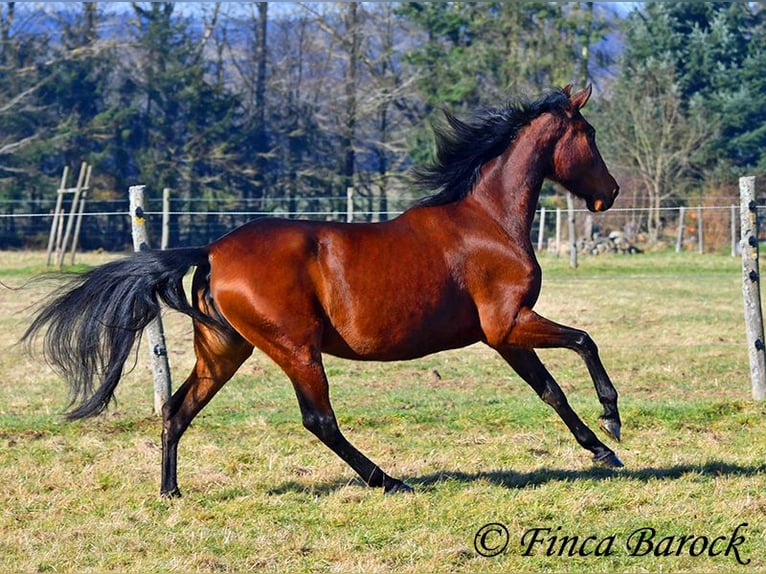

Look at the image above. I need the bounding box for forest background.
[0,2,764,249]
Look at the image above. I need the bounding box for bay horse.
[24,85,623,497]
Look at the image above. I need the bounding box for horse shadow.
[268,460,766,497]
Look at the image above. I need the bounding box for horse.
[24,85,622,498]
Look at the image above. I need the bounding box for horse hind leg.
[273,344,412,494]
[160,317,253,498]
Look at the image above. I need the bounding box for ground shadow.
[269,460,766,496]
[413,460,766,490]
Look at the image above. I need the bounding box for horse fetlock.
[160,487,182,499]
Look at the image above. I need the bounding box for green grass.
[1,249,765,572]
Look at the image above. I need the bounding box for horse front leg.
[498,346,622,468]
[505,308,622,443]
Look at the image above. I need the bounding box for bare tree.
[357,3,419,220]
[601,63,715,243]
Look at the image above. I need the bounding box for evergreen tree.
[618,2,766,174]
[397,2,614,168]
[40,3,115,185]
[597,2,766,243]
[104,4,240,215]
[0,3,57,210]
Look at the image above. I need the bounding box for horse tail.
[22,248,212,420]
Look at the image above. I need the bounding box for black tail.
[23,248,211,420]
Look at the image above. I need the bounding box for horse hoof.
[599,417,621,443]
[384,480,414,495]
[593,451,624,468]
[160,487,182,499]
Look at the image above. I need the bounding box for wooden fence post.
[46,166,69,266]
[68,163,92,265]
[129,185,173,414]
[56,162,87,268]
[46,163,91,267]
[567,193,578,268]
[346,187,354,223]
[161,187,171,250]
[676,206,686,253]
[739,176,766,401]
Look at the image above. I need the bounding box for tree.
[101,4,238,222]
[40,3,116,178]
[223,2,270,205]
[397,2,615,173]
[0,3,52,184]
[356,2,417,220]
[597,2,766,245]
[600,36,715,243]
[617,2,766,176]
[251,3,269,199]
[701,3,766,172]
[339,2,359,199]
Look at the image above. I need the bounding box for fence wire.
[0,196,757,253]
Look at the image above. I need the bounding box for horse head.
[550,84,619,213]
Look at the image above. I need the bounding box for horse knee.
[540,381,567,410]
[302,411,341,445]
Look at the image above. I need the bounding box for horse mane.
[412,88,571,208]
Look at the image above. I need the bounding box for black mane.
[412,88,570,207]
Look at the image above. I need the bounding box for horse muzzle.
[590,187,619,213]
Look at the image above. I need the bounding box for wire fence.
[0,194,758,255]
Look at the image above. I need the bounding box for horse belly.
[319,281,481,361]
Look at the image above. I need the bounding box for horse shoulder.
[462,235,542,347]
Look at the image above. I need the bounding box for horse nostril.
[612,187,620,200]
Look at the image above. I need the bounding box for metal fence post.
[567,193,577,268]
[161,187,171,250]
[676,206,686,253]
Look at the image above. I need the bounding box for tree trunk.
[252,2,268,205]
[341,2,359,198]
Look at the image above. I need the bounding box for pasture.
[0,249,764,572]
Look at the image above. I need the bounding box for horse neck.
[466,123,555,241]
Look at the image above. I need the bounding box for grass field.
[1,249,765,573]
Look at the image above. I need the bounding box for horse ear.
[562,84,573,96]
[569,84,592,111]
